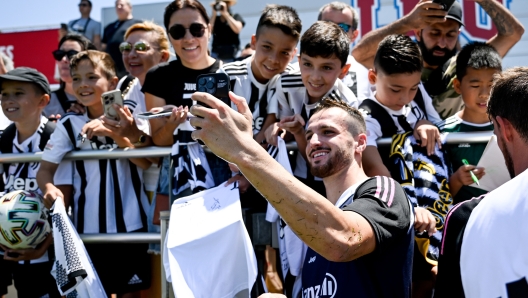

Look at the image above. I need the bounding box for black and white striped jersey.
[41,112,150,234]
[223,57,295,134]
[273,66,359,179]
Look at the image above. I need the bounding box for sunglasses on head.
[52,49,79,61]
[119,41,152,53]
[168,23,206,40]
[336,23,352,33]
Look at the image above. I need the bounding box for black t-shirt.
[302,177,414,297]
[103,18,142,78]
[212,12,245,49]
[141,59,221,107]
[434,196,485,298]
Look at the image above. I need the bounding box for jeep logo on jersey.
[303,273,337,298]
[4,176,38,191]
[353,0,507,43]
[184,83,196,91]
[253,117,264,131]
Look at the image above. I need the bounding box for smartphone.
[101,90,123,121]
[196,72,231,107]
[432,0,456,11]
[137,107,175,119]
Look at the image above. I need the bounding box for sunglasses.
[168,23,206,40]
[336,23,352,33]
[78,3,89,7]
[52,49,79,61]
[119,41,152,53]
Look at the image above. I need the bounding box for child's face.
[250,27,297,83]
[368,69,421,110]
[454,67,500,115]
[1,81,47,122]
[299,53,348,103]
[71,60,115,109]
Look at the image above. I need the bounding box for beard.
[417,37,458,67]
[309,146,352,178]
[499,136,516,178]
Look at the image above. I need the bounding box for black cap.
[0,67,51,95]
[446,1,464,27]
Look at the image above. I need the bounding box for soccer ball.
[0,190,51,249]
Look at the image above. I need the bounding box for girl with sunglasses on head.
[142,0,231,205]
[45,34,95,118]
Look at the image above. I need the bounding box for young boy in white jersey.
[37,50,151,297]
[0,67,72,298]
[222,4,300,145]
[359,34,442,178]
[266,21,358,195]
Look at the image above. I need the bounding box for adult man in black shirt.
[190,94,414,297]
[210,0,245,62]
[102,0,141,78]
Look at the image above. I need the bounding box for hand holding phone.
[101,90,123,121]
[432,0,455,11]
[196,72,231,108]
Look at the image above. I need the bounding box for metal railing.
[0,131,495,298]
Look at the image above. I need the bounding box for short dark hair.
[487,67,528,143]
[70,50,116,80]
[317,2,359,31]
[300,21,349,67]
[456,42,502,80]
[374,34,423,75]
[58,33,96,51]
[164,0,209,31]
[256,5,302,40]
[312,95,366,136]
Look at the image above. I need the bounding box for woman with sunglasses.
[45,34,95,118]
[142,0,230,200]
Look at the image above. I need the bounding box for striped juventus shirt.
[273,66,359,179]
[223,58,294,135]
[42,112,150,234]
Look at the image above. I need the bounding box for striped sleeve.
[342,176,412,251]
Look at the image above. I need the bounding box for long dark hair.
[163,0,210,31]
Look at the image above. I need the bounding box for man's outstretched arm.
[477,0,524,58]
[190,92,376,262]
[352,0,446,69]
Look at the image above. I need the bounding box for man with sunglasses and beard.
[352,0,524,120]
[434,67,528,297]
[68,0,102,49]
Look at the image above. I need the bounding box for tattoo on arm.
[479,0,515,35]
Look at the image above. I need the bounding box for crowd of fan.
[0,0,526,297]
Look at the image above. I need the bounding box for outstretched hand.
[404,0,449,30]
[190,91,254,163]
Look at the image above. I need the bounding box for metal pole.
[160,210,171,298]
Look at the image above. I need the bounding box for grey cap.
[0,67,51,95]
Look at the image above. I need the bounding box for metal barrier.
[0,131,495,298]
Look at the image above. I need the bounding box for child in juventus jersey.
[266,21,358,195]
[37,51,151,297]
[0,67,70,298]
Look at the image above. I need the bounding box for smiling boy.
[37,50,151,297]
[266,21,358,195]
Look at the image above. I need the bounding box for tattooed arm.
[477,0,525,58]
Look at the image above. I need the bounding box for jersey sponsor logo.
[4,175,38,191]
[426,179,453,230]
[303,272,337,298]
[89,142,119,150]
[184,83,196,91]
[308,256,316,263]
[128,274,143,285]
[458,143,471,148]
[253,117,264,131]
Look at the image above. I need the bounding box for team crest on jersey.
[303,273,337,298]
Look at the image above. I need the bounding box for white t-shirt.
[362,84,442,147]
[460,168,528,297]
[42,112,150,234]
[274,67,358,179]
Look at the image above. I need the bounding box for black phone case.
[432,0,456,11]
[196,72,231,108]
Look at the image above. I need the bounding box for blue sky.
[0,0,158,31]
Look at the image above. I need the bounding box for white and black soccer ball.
[0,190,51,249]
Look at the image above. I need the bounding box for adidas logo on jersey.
[128,274,143,285]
